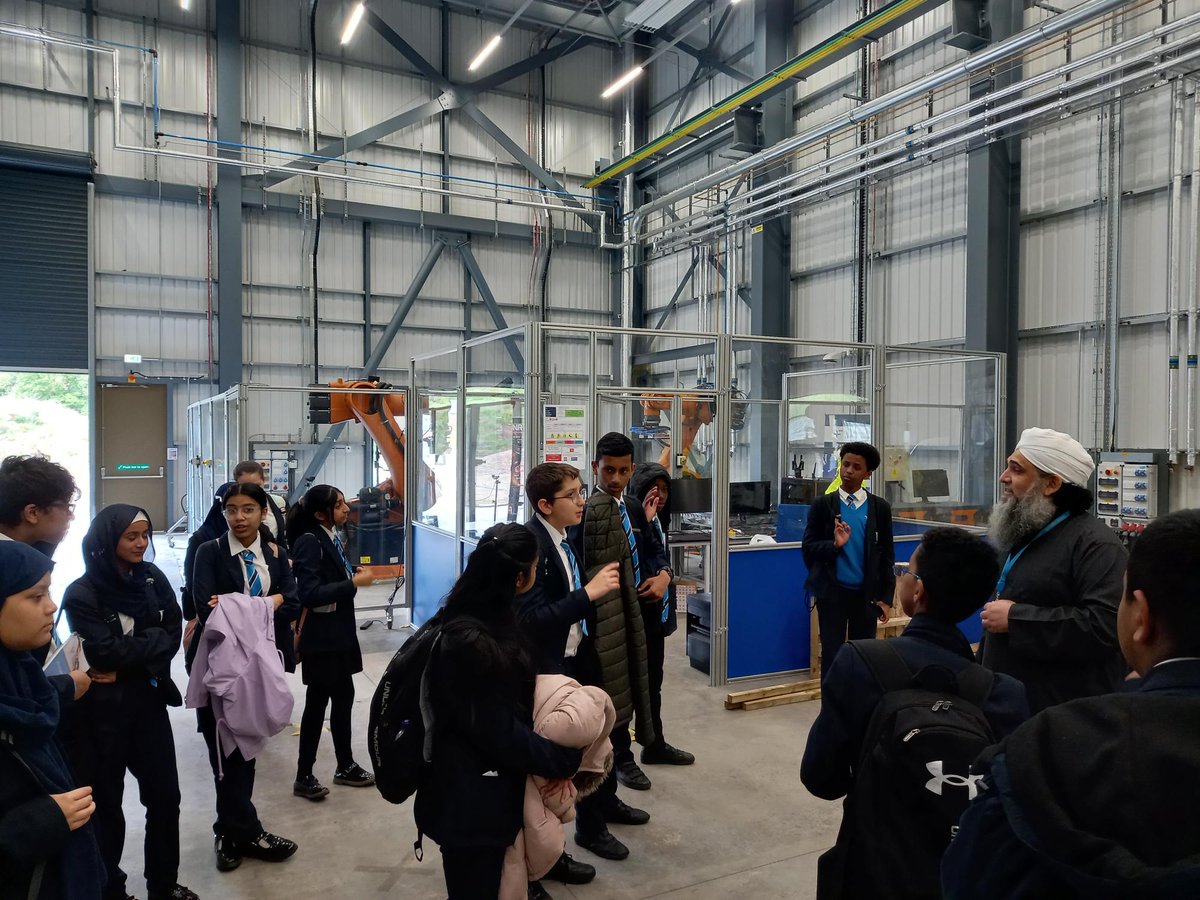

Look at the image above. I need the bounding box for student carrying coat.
[286,485,376,801]
[0,541,104,900]
[62,505,196,900]
[414,523,584,900]
[189,482,300,874]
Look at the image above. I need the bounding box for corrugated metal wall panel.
[1120,89,1171,193]
[0,1,87,91]
[96,194,208,278]
[1116,323,1170,450]
[878,156,967,247]
[96,308,210,367]
[546,244,610,314]
[795,0,858,94]
[1118,192,1171,319]
[244,46,306,132]
[1017,333,1100,447]
[793,193,856,269]
[792,268,856,340]
[881,240,966,344]
[545,105,612,178]
[546,44,615,109]
[1019,208,1099,329]
[0,88,87,152]
[369,226,462,300]
[1021,117,1100,214]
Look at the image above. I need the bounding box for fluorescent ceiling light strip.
[601,65,644,97]
[340,2,366,45]
[468,34,502,70]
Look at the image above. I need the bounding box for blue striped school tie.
[652,517,670,624]
[562,540,588,636]
[619,501,641,580]
[333,533,355,578]
[240,550,264,596]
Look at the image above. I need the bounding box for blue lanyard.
[995,511,1070,596]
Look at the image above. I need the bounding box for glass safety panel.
[883,351,1000,527]
[464,330,527,535]
[413,349,461,533]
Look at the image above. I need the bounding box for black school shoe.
[293,774,330,801]
[528,881,553,900]
[333,762,376,787]
[603,797,650,826]
[574,828,630,861]
[641,741,696,766]
[543,851,596,885]
[239,830,298,863]
[148,886,199,900]
[214,835,242,873]
[615,758,651,790]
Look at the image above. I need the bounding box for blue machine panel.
[727,547,810,679]
[412,526,458,627]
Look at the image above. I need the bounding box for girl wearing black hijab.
[286,485,376,801]
[0,540,104,900]
[415,523,584,899]
[62,505,196,900]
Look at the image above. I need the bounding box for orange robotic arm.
[639,395,714,470]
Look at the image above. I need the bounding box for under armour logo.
[924,761,985,800]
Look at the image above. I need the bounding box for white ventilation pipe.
[1189,85,1200,467]
[1169,79,1185,462]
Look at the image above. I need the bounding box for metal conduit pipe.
[642,14,1200,246]
[1169,79,1185,461]
[1189,86,1200,467]
[0,24,615,243]
[631,0,1139,235]
[687,10,1200,224]
[656,50,1200,251]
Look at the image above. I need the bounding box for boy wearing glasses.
[0,453,78,557]
[521,463,620,677]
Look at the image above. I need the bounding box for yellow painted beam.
[586,0,933,189]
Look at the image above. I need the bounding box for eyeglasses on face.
[49,502,77,515]
[893,563,920,581]
[551,490,585,503]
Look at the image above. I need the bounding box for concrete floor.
[108,538,840,899]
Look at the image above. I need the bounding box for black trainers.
[333,762,376,787]
[239,831,298,863]
[641,741,696,766]
[293,774,330,801]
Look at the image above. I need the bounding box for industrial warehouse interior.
[1,0,1199,898]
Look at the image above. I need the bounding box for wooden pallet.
[725,677,822,710]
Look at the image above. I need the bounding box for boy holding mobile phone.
[801,442,896,681]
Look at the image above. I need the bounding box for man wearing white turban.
[980,427,1127,712]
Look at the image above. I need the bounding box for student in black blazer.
[286,485,377,802]
[232,461,288,549]
[189,482,300,874]
[520,463,619,677]
[801,442,896,682]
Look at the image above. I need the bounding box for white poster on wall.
[542,405,587,466]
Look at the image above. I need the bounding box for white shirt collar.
[1154,657,1200,667]
[535,513,568,545]
[0,532,13,541]
[321,525,339,542]
[229,533,262,557]
[839,486,868,506]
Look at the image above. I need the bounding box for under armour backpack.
[367,609,445,806]
[816,639,996,900]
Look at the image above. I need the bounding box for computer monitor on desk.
[670,477,713,514]
[910,468,951,501]
[730,480,772,516]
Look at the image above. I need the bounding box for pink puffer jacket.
[499,675,616,900]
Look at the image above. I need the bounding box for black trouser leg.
[576,721,627,837]
[126,701,182,897]
[611,713,633,768]
[297,682,331,779]
[847,591,880,641]
[440,845,506,899]
[196,705,262,843]
[90,716,131,899]
[646,627,666,745]
[328,675,355,771]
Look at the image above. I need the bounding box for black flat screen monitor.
[730,480,773,516]
[911,468,951,500]
[670,477,713,514]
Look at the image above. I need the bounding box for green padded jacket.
[581,490,656,745]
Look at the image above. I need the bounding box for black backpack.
[367,609,445,812]
[817,639,996,900]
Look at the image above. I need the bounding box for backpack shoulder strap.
[849,639,913,693]
[953,661,994,709]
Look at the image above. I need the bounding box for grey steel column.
[215,0,242,390]
[747,0,793,482]
[964,0,1022,494]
